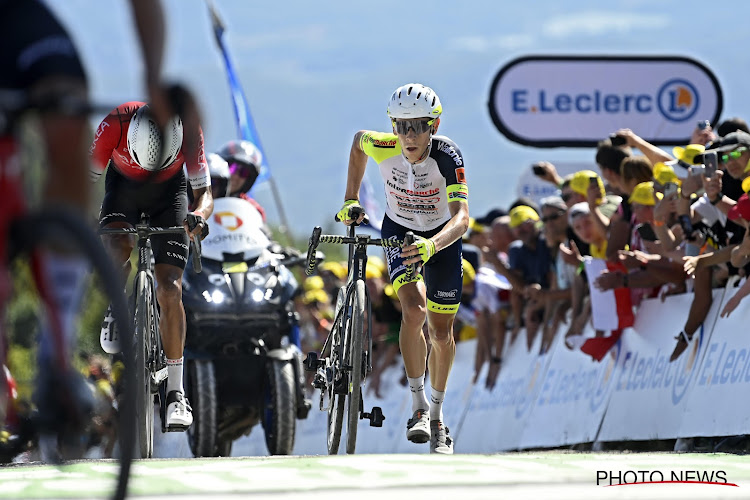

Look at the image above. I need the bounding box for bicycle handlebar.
[99,225,202,273]
[333,204,369,226]
[304,226,414,277]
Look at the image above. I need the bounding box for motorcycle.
[182,197,310,457]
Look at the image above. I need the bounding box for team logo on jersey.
[455,167,466,184]
[437,141,463,166]
[372,138,397,148]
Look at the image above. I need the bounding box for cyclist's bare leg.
[154,263,186,390]
[426,311,456,393]
[396,281,428,378]
[101,222,135,280]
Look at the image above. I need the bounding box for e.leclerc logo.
[511,78,700,123]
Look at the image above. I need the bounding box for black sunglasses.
[561,193,574,203]
[541,212,565,223]
[392,118,434,135]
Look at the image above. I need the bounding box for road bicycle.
[304,206,412,454]
[100,213,203,459]
[1,93,135,500]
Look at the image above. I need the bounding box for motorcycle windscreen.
[202,197,270,262]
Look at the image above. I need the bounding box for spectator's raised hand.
[683,255,701,277]
[594,270,624,291]
[654,196,677,223]
[614,128,640,147]
[586,182,600,206]
[681,173,703,197]
[523,283,543,302]
[690,123,717,146]
[532,161,561,185]
[617,250,646,270]
[559,240,583,267]
[721,294,743,318]
[702,169,723,202]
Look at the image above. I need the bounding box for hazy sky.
[47,0,750,237]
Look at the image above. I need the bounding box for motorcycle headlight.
[251,288,265,302]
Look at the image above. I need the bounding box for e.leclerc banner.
[488,55,723,148]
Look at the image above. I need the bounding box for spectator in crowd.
[595,136,632,195]
[722,195,750,318]
[505,206,552,350]
[605,156,654,261]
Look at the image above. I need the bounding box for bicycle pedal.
[361,406,385,427]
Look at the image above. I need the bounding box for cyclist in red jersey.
[91,101,213,429]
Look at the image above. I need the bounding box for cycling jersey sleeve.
[432,136,469,204]
[359,131,401,164]
[89,106,125,183]
[185,127,210,190]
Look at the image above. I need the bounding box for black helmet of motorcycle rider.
[216,140,262,196]
[207,153,230,199]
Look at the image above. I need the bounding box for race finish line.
[1,453,750,499]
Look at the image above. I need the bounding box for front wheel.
[186,359,217,457]
[134,272,154,459]
[345,280,365,454]
[262,359,296,455]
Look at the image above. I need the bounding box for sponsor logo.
[89,120,110,155]
[596,469,731,487]
[437,142,463,166]
[657,78,699,122]
[510,79,699,124]
[455,167,466,184]
[213,211,243,231]
[168,240,188,250]
[415,182,433,189]
[435,289,458,298]
[386,180,440,197]
[166,251,187,262]
[101,212,126,220]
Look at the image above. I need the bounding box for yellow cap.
[365,264,382,280]
[628,181,663,206]
[672,144,705,165]
[742,176,750,193]
[368,255,387,276]
[509,205,539,229]
[468,217,486,233]
[303,275,325,291]
[319,261,347,280]
[570,170,606,199]
[462,258,476,286]
[653,162,680,186]
[302,289,329,305]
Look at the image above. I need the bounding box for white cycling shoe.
[166,390,193,430]
[100,304,121,354]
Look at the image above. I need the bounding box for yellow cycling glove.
[414,235,436,264]
[336,200,362,222]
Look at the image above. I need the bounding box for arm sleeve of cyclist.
[434,136,469,204]
[359,131,399,164]
[89,107,122,183]
[185,126,210,190]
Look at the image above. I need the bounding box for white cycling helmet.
[387,83,443,120]
[216,140,263,195]
[207,153,230,198]
[126,105,183,171]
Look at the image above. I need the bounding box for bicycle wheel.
[10,209,135,500]
[345,279,365,454]
[133,271,154,458]
[326,313,346,454]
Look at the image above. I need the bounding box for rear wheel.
[345,280,365,454]
[327,314,346,454]
[262,359,296,455]
[186,359,217,457]
[134,272,154,458]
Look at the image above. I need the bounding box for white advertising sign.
[489,56,723,147]
[597,290,724,442]
[462,331,551,451]
[518,325,620,449]
[680,280,750,438]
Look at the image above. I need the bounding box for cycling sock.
[167,357,184,394]
[407,374,429,412]
[430,388,445,421]
[35,252,89,367]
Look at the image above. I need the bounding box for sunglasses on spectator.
[229,162,257,179]
[561,193,574,203]
[392,118,435,135]
[541,212,564,223]
[720,147,748,163]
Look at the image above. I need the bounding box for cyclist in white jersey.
[337,83,469,454]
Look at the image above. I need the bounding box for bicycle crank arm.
[151,367,168,389]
